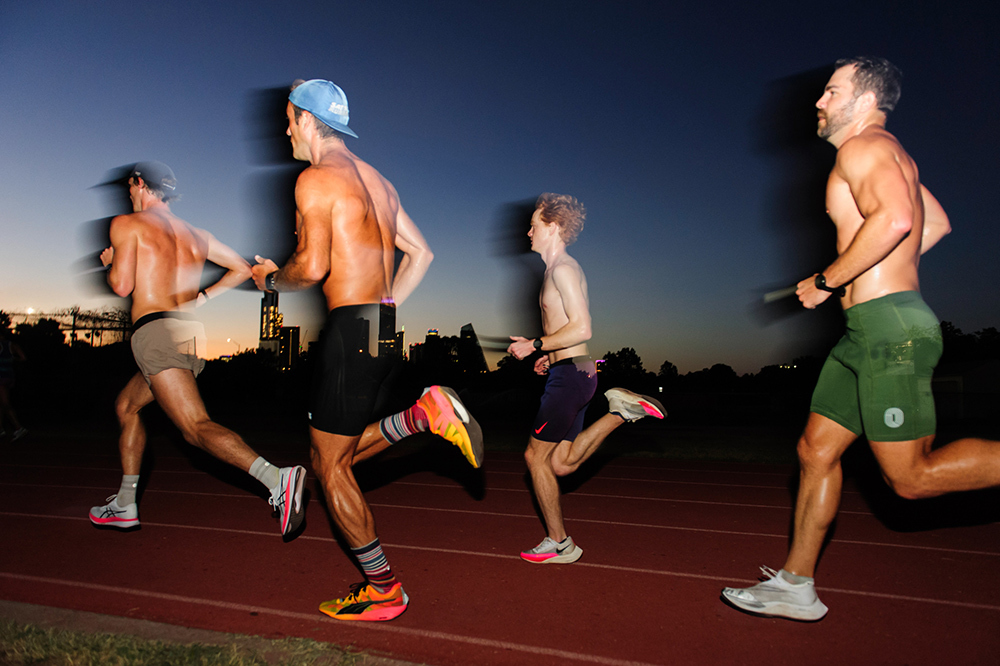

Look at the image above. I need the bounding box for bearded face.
[818,94,857,139]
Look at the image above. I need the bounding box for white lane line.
[3,462,801,487]
[388,481,877,515]
[0,480,873,515]
[0,572,662,666]
[3,463,866,495]
[483,470,856,493]
[366,505,1000,558]
[485,464,797,479]
[4,509,997,559]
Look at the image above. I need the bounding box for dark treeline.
[3,310,997,435]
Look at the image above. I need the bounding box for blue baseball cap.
[130,161,178,195]
[289,79,359,138]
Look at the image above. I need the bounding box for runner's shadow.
[844,441,1000,531]
[353,432,486,500]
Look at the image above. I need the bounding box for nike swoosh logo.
[557,544,572,554]
[534,422,547,434]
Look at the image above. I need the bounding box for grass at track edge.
[0,602,420,666]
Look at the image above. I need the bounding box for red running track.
[1,430,998,665]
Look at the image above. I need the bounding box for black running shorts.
[309,303,398,436]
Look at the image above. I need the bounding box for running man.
[723,57,1000,621]
[90,161,307,536]
[250,79,482,622]
[508,193,665,564]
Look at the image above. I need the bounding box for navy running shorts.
[532,356,598,443]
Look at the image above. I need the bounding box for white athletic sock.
[117,475,140,506]
[249,456,281,489]
[780,569,813,585]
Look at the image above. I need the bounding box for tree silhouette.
[602,347,645,375]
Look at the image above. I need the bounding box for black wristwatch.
[815,274,846,297]
[533,338,543,350]
[265,271,279,292]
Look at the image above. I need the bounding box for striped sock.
[378,403,428,444]
[352,538,398,592]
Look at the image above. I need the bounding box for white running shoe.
[520,536,583,564]
[722,566,829,621]
[605,388,666,422]
[89,495,139,529]
[270,465,306,535]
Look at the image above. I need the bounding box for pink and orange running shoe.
[319,582,409,621]
[417,386,484,468]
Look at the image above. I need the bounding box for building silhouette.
[259,291,281,355]
[408,324,488,373]
[278,326,300,370]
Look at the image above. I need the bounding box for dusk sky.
[2,1,998,374]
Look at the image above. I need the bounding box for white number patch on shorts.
[884,407,905,429]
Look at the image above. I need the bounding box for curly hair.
[835,56,903,114]
[536,193,586,245]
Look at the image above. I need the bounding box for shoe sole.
[720,589,828,621]
[429,386,484,468]
[319,589,410,622]
[606,388,666,420]
[280,466,307,536]
[520,545,583,564]
[89,514,140,530]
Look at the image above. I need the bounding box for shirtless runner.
[723,57,1000,621]
[508,193,665,564]
[250,79,482,621]
[90,161,307,537]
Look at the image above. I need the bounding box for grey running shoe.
[11,428,27,442]
[605,388,666,422]
[270,465,307,535]
[520,536,583,564]
[722,566,829,621]
[89,495,139,529]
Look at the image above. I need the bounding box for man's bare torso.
[117,209,208,322]
[300,151,399,311]
[827,126,924,308]
[540,255,590,362]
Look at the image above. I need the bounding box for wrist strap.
[815,274,846,297]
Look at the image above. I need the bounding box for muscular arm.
[252,170,334,292]
[920,185,951,254]
[390,204,433,306]
[199,231,252,303]
[104,215,137,298]
[798,139,916,307]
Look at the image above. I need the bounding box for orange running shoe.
[417,386,484,468]
[319,582,409,622]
